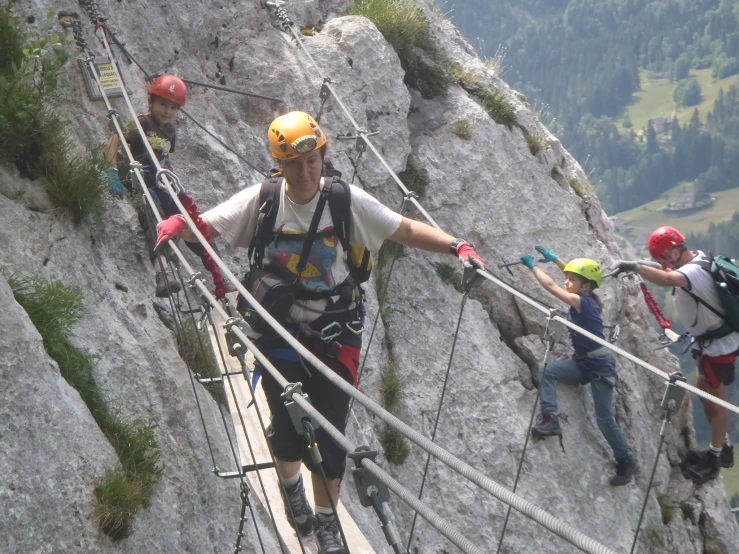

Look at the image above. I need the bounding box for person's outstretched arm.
[521,255,581,311]
[389,217,486,269]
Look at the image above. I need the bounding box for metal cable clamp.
[281,383,320,441]
[348,447,402,553]
[337,128,379,154]
[156,167,184,195]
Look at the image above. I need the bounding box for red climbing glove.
[454,240,486,270]
[156,214,188,251]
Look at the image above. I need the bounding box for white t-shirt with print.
[674,251,739,356]
[205,178,403,323]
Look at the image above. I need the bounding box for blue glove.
[520,255,536,270]
[106,168,125,198]
[535,246,559,264]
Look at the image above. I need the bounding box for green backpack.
[684,254,739,342]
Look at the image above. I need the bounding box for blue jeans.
[539,354,632,460]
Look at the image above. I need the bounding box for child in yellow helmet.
[520,247,636,486]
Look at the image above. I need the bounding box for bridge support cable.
[85,11,660,554]
[495,313,568,554]
[629,373,687,554]
[345,195,412,425]
[79,38,273,552]
[406,276,479,550]
[202,305,294,554]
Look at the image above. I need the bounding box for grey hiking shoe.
[531,412,561,439]
[684,452,721,485]
[281,476,313,536]
[684,444,734,469]
[155,268,181,298]
[314,514,346,554]
[610,456,637,486]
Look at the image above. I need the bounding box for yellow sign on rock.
[79,56,132,100]
[97,63,121,90]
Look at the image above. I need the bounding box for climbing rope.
[640,281,672,329]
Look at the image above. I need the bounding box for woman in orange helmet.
[156,111,485,553]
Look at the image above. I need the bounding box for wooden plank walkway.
[207,306,375,554]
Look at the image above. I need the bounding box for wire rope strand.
[203,307,292,554]
[406,292,470,551]
[495,330,556,553]
[629,435,666,554]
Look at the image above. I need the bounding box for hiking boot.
[610,456,637,486]
[314,514,346,554]
[281,476,313,536]
[684,444,734,469]
[531,412,561,439]
[684,452,721,485]
[155,268,181,298]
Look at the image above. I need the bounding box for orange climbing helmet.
[268,111,327,160]
[148,74,188,106]
[648,226,685,259]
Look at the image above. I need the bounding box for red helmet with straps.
[648,226,686,259]
[148,74,187,106]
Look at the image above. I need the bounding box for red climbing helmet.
[148,74,188,106]
[648,226,686,259]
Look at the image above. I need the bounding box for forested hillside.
[449,0,739,216]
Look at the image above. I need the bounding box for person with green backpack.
[612,226,739,484]
[155,111,485,554]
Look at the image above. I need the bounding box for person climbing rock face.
[103,73,213,298]
[521,248,637,487]
[613,226,738,485]
[155,111,485,553]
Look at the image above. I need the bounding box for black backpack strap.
[248,176,282,267]
[326,177,351,252]
[294,178,332,279]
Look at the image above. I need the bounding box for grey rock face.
[1,1,737,553]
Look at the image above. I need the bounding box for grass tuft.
[434,262,463,293]
[177,318,227,406]
[377,241,405,273]
[398,165,429,197]
[40,116,108,223]
[349,0,431,54]
[568,177,587,198]
[468,87,516,129]
[525,132,545,156]
[350,0,452,98]
[680,503,695,521]
[380,360,404,412]
[0,7,105,224]
[453,120,473,140]
[95,468,144,541]
[6,273,161,539]
[380,426,410,465]
[658,497,674,524]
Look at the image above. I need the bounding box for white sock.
[709,444,722,457]
[725,434,732,448]
[280,472,301,489]
[315,506,334,520]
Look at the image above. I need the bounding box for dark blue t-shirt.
[568,294,605,355]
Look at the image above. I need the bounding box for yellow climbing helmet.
[268,111,327,160]
[563,258,603,288]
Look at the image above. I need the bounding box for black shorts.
[257,337,355,480]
